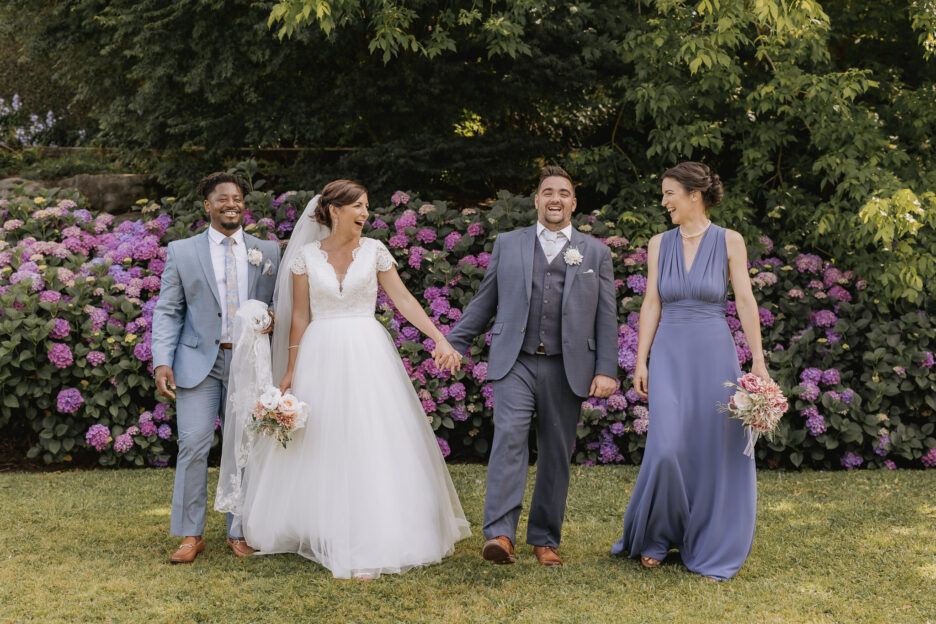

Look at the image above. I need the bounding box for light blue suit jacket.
[447,225,618,397]
[152,229,281,389]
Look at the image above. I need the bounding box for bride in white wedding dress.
[227,180,470,580]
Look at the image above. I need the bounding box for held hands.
[155,365,176,400]
[589,374,617,399]
[432,338,462,374]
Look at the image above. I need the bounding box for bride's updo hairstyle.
[662,162,723,208]
[313,179,368,228]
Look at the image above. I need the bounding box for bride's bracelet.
[288,345,300,350]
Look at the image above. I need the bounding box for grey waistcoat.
[521,241,568,355]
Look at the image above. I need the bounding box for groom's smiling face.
[205,182,245,233]
[535,175,577,231]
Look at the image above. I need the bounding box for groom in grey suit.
[446,166,618,567]
[152,173,280,563]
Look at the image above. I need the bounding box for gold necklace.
[680,220,712,239]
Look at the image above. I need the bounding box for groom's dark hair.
[537,165,574,195]
[197,172,250,199]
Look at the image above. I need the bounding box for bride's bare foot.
[640,555,662,569]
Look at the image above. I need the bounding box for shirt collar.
[536,221,573,241]
[208,225,245,246]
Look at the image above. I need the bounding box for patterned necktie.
[222,237,239,338]
[543,230,560,261]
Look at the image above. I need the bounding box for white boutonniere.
[563,247,583,266]
[247,247,263,266]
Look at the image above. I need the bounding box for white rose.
[259,387,282,410]
[278,393,300,416]
[293,404,308,429]
[247,248,263,266]
[732,390,750,412]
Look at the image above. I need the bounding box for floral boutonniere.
[563,247,583,266]
[247,247,263,266]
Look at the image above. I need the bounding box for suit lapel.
[196,231,222,308]
[561,228,582,311]
[244,233,261,299]
[522,226,536,301]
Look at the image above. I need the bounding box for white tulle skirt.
[240,315,471,579]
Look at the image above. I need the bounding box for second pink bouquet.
[720,373,788,457]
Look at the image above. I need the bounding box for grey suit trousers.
[486,352,582,548]
[170,348,241,538]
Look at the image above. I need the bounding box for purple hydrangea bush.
[0,192,177,466]
[737,245,936,470]
[2,185,934,470]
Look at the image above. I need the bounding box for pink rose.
[278,394,300,416]
[738,373,762,393]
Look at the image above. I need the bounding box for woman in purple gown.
[611,162,772,581]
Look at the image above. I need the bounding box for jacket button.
[215,339,220,345]
[218,312,222,317]
[521,327,525,333]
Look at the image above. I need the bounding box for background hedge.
[2,180,933,470]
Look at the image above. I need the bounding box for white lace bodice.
[291,237,397,320]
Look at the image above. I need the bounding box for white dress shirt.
[207,225,249,342]
[536,222,573,264]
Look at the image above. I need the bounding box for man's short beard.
[219,220,240,232]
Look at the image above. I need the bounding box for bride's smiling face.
[330,193,369,234]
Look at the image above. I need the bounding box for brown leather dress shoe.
[532,545,563,567]
[482,536,516,564]
[170,536,205,564]
[226,537,256,557]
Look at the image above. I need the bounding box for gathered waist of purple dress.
[659,300,726,324]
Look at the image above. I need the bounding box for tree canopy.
[2,0,935,304]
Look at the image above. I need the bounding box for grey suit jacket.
[447,225,618,397]
[152,229,281,389]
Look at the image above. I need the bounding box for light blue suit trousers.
[170,348,240,538]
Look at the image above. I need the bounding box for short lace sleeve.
[374,240,397,272]
[290,250,307,275]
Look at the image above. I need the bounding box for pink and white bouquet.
[250,386,309,448]
[720,373,788,457]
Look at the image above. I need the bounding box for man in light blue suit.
[152,173,280,564]
[446,166,618,567]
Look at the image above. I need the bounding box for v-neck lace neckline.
[315,239,364,293]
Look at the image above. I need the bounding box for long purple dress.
[611,225,756,580]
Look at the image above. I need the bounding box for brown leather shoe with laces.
[226,537,256,557]
[532,545,563,567]
[481,536,516,564]
[170,536,205,564]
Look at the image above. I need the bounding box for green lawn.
[2,466,934,623]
